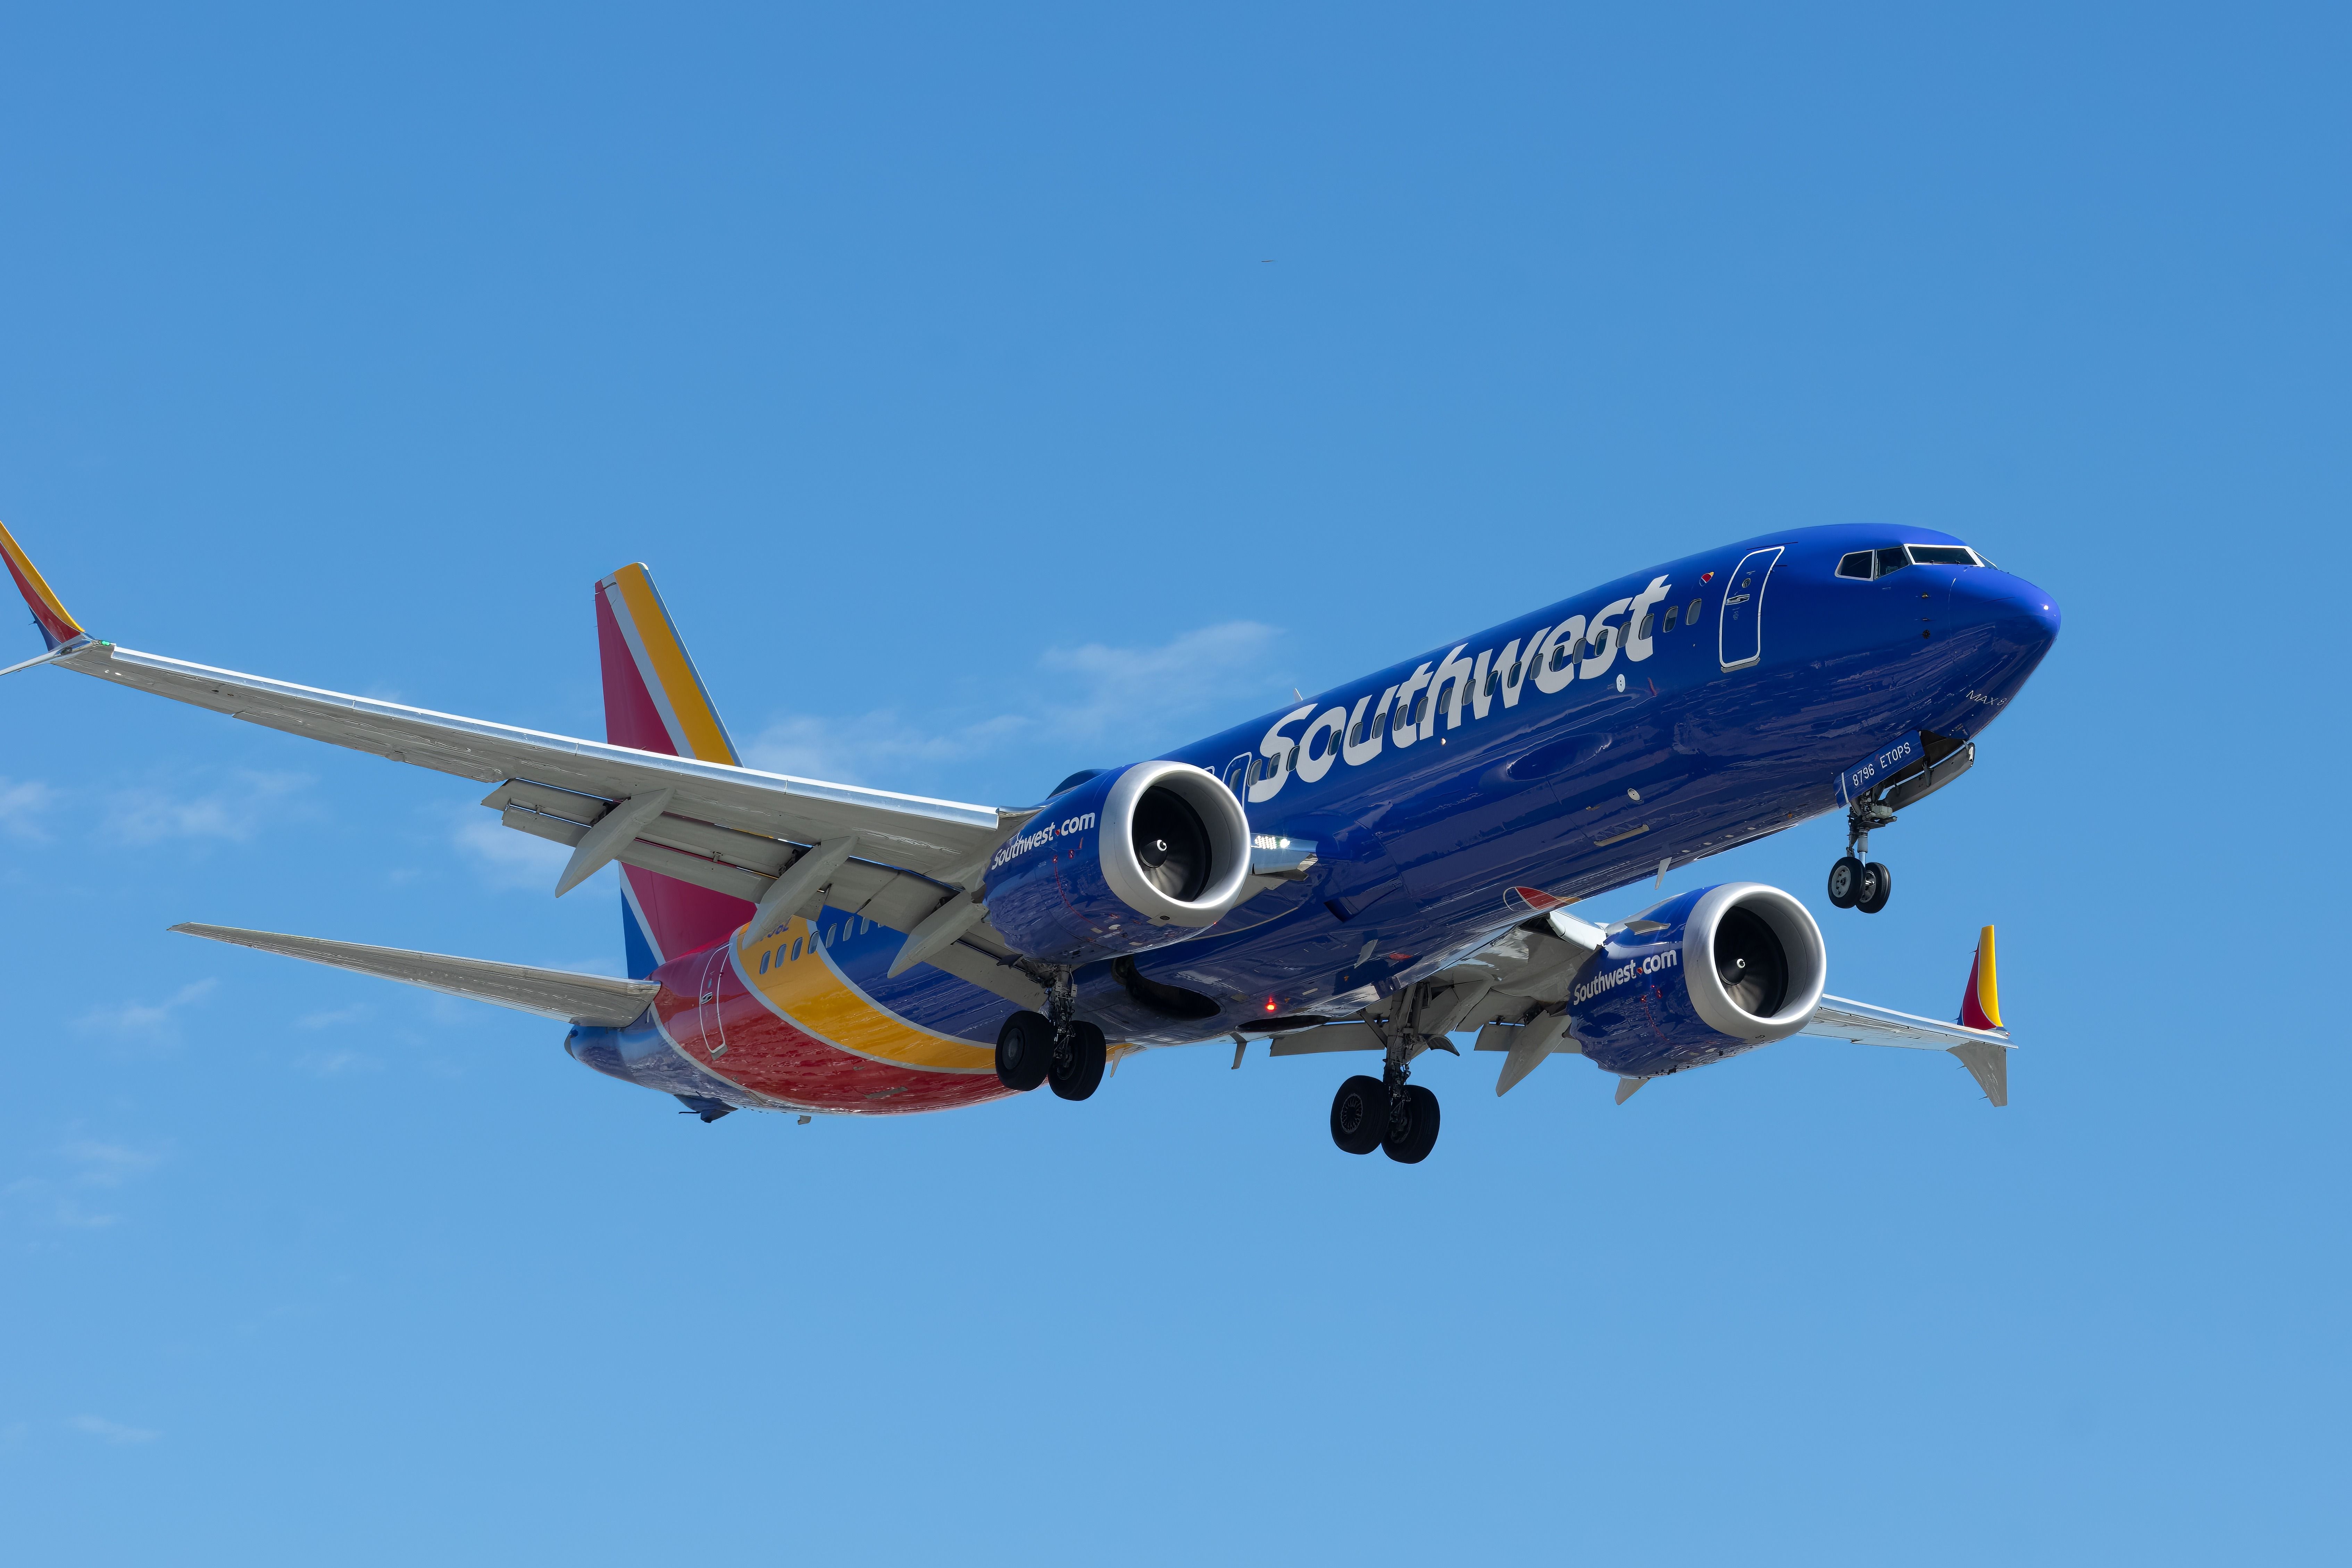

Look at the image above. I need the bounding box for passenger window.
[1686,599,1702,623]
[1663,603,1679,632]
[1484,669,1499,696]
[1836,550,1876,579]
[1875,546,1909,575]
[759,950,771,975]
[1637,613,1654,640]
[1509,660,1523,683]
[1246,756,1263,786]
[1907,545,1978,566]
[791,937,802,960]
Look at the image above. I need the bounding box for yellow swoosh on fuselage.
[735,917,995,1073]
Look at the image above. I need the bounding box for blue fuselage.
[1019,522,2060,1045]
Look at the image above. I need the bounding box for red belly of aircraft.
[651,947,1014,1115]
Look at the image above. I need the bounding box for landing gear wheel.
[995,1010,1053,1092]
[1382,1084,1441,1164]
[1329,1075,1387,1155]
[1048,1021,1108,1101]
[1857,861,1893,915]
[1827,856,1865,909]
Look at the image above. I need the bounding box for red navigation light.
[1263,998,1278,1013]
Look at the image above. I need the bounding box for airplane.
[1,517,2053,1161]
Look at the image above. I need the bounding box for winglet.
[1959,925,2001,1030]
[0,518,85,651]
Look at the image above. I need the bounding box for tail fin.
[0,518,86,651]
[1958,925,2001,1030]
[595,564,752,976]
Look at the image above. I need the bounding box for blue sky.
[1,4,2345,1562]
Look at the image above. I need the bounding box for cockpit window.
[1840,543,1988,580]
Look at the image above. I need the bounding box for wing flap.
[484,777,974,936]
[170,923,660,1026]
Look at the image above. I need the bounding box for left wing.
[56,640,1026,881]
[1,517,1048,969]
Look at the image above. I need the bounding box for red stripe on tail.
[596,573,751,964]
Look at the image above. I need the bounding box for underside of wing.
[172,923,661,1027]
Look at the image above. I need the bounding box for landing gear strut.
[1828,800,1896,916]
[1327,1009,1442,1163]
[994,968,1108,1101]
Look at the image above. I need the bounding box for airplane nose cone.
[1952,568,2061,656]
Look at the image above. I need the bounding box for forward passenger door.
[1717,547,1784,671]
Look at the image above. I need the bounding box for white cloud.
[295,1047,381,1077]
[74,979,216,1045]
[451,810,572,892]
[294,1004,370,1030]
[61,1139,164,1190]
[103,770,312,846]
[68,1415,158,1445]
[1036,621,1282,739]
[0,776,57,841]
[3,1134,168,1230]
[743,620,1283,788]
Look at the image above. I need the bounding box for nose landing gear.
[1828,801,1898,915]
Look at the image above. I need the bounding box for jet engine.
[1566,882,1827,1079]
[984,760,1254,964]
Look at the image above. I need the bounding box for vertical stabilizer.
[595,565,752,976]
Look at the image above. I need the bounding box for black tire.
[1827,856,1864,909]
[1049,1020,1108,1101]
[1858,861,1893,915]
[1383,1084,1441,1165]
[995,1011,1053,1092]
[1329,1075,1387,1155]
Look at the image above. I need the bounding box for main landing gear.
[1328,1028,1441,1164]
[1827,800,1896,915]
[994,970,1107,1101]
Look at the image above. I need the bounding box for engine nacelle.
[984,760,1254,965]
[1566,882,1827,1079]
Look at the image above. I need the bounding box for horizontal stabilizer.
[170,923,659,1026]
